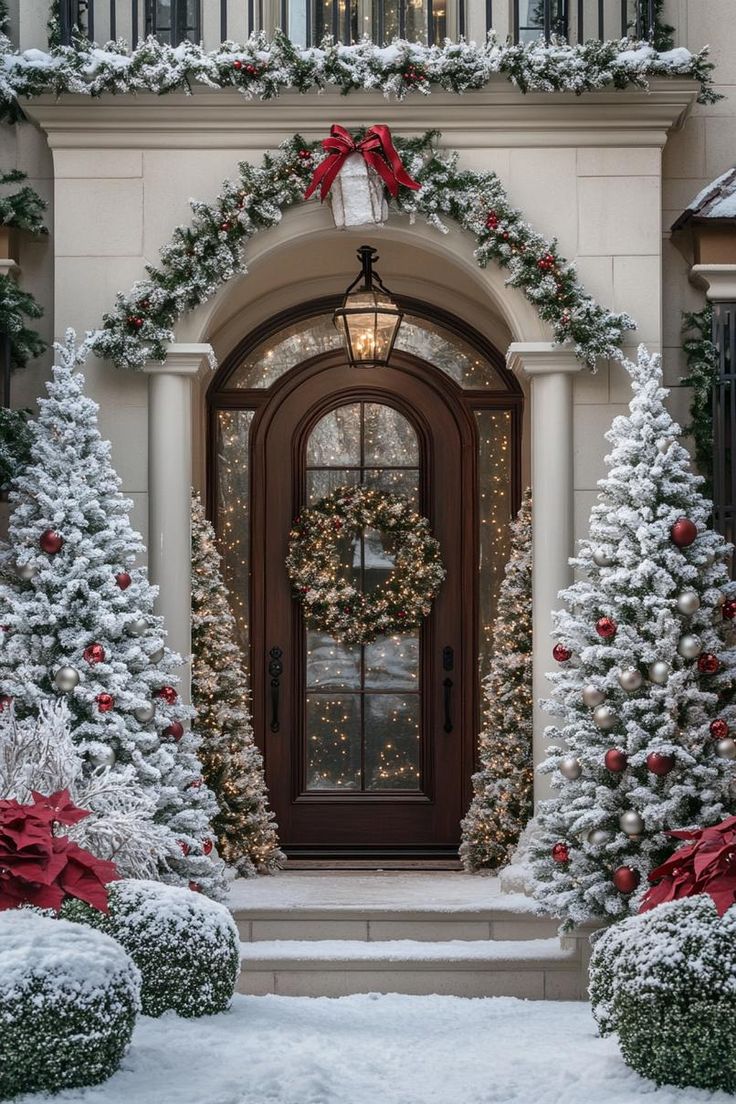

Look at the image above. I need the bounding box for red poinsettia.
[0,789,119,913]
[640,815,736,916]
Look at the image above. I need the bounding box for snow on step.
[237,937,585,1000]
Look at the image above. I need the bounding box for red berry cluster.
[402,64,425,84]
[298,149,313,161]
[537,253,556,272]
[485,211,499,230]
[127,315,144,330]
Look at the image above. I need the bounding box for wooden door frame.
[206,298,524,854]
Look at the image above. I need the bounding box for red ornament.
[203,839,214,856]
[698,653,720,675]
[0,695,12,711]
[670,517,698,548]
[485,211,499,230]
[115,572,132,590]
[156,686,178,705]
[163,721,184,741]
[245,63,259,76]
[298,149,312,161]
[710,719,729,740]
[127,315,143,330]
[551,842,569,864]
[552,643,572,663]
[179,840,190,856]
[188,881,201,893]
[83,643,106,665]
[95,693,114,713]
[646,752,675,777]
[595,617,617,640]
[220,221,232,232]
[604,748,628,773]
[613,866,640,894]
[189,778,203,790]
[232,59,243,69]
[723,599,736,621]
[39,529,63,554]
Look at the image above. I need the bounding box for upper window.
[147,0,201,44]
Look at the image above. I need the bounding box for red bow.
[304,124,421,203]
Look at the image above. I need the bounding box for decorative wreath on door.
[286,485,446,645]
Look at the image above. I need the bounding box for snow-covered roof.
[672,167,736,229]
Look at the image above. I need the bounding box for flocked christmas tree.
[0,335,226,899]
[191,493,284,875]
[529,347,736,927]
[460,490,533,871]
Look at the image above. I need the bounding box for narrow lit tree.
[191,493,284,875]
[0,335,226,899]
[529,347,736,927]
[460,490,533,871]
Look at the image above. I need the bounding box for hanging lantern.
[333,246,403,368]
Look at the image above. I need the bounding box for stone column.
[143,344,213,699]
[507,342,583,802]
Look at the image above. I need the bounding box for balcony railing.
[57,0,662,49]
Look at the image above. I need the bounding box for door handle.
[443,677,453,734]
[268,646,283,733]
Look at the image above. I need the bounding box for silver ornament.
[593,704,618,731]
[656,436,675,454]
[16,562,38,581]
[582,685,606,708]
[716,738,736,761]
[54,666,80,692]
[678,634,702,660]
[618,668,643,692]
[89,746,116,768]
[648,660,671,685]
[126,618,148,637]
[149,646,165,664]
[619,810,644,836]
[592,548,613,568]
[587,828,612,846]
[559,756,582,780]
[133,701,156,723]
[676,590,701,616]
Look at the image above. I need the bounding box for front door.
[251,353,475,856]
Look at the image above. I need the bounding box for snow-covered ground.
[22,992,731,1104]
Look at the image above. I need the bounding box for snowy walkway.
[27,993,731,1104]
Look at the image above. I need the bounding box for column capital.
[690,264,736,301]
[143,343,215,378]
[506,341,583,380]
[0,259,20,278]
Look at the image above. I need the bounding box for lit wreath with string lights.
[286,485,445,646]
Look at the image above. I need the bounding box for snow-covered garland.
[286,486,446,646]
[86,130,634,372]
[0,30,717,124]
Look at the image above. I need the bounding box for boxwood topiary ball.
[64,879,240,1018]
[589,896,736,1092]
[0,910,140,1099]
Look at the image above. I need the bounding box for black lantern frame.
[333,246,404,368]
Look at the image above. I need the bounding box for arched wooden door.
[208,301,522,859]
[251,353,474,855]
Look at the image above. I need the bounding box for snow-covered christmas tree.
[191,493,284,876]
[529,347,736,927]
[0,335,226,899]
[460,490,533,871]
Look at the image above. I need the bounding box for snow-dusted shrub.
[64,879,240,1018]
[0,910,140,1099]
[589,896,736,1091]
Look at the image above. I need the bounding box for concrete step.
[237,937,585,999]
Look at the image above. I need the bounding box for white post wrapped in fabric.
[329,152,389,230]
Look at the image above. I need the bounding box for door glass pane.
[307,404,361,466]
[477,409,513,680]
[304,401,422,792]
[365,634,419,690]
[364,402,419,465]
[306,696,362,790]
[215,410,254,668]
[365,695,421,790]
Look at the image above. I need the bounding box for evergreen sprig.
[0,170,48,234]
[0,406,32,488]
[0,30,718,126]
[87,131,634,371]
[0,274,46,370]
[681,305,717,499]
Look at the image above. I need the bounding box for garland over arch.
[87,130,635,372]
